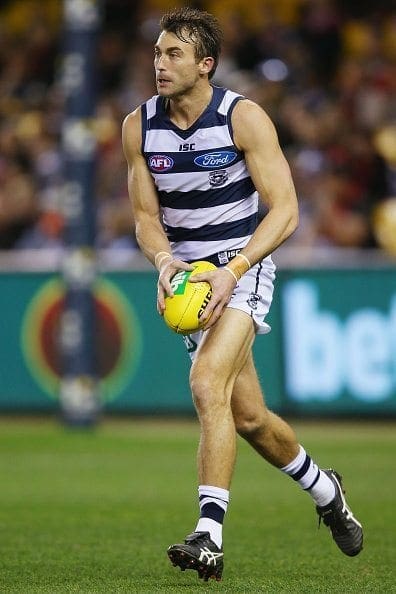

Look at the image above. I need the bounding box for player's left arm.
[231,98,299,266]
[193,99,299,329]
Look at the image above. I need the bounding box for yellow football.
[163,260,217,334]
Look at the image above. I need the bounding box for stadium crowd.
[0,0,395,253]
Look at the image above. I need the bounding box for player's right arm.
[122,108,170,266]
[122,108,191,311]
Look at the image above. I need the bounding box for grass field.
[0,417,395,593]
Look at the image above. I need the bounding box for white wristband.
[223,266,239,283]
[236,253,252,269]
[155,252,172,270]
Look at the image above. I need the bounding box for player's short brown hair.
[159,7,222,79]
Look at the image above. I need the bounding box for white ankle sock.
[195,485,229,548]
[281,445,336,506]
[195,517,223,549]
[308,471,336,507]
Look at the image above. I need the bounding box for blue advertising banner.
[281,268,396,414]
[0,265,395,416]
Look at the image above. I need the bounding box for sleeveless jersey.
[141,85,272,267]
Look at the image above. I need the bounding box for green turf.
[0,417,395,593]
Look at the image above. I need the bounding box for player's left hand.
[189,268,237,330]
[157,258,193,314]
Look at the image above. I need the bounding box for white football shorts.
[182,256,276,361]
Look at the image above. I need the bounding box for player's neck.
[167,84,213,130]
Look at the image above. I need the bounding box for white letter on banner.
[345,310,391,401]
[283,280,342,401]
[391,296,396,386]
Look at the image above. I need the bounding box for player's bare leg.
[190,309,255,488]
[167,309,254,580]
[231,353,363,556]
[231,352,299,467]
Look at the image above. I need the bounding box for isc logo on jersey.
[194,151,237,168]
[149,155,174,171]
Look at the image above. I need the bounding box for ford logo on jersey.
[194,151,237,168]
[149,155,174,171]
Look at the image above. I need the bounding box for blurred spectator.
[0,0,395,255]
[298,0,342,86]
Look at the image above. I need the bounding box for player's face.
[154,31,203,98]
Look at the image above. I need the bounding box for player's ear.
[199,56,214,76]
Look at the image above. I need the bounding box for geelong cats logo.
[209,169,228,187]
[247,293,260,310]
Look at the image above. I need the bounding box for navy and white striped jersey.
[141,85,272,267]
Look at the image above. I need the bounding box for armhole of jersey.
[227,96,245,144]
[140,102,147,154]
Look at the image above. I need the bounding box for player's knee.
[189,363,227,412]
[234,410,268,439]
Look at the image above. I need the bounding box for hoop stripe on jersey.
[141,85,260,262]
[166,213,258,243]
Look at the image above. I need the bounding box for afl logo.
[194,151,237,168]
[149,154,174,171]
